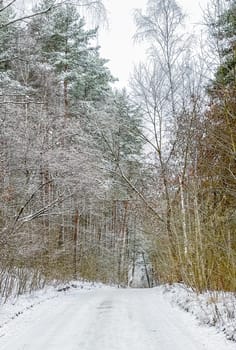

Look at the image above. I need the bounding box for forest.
[0,0,235,300]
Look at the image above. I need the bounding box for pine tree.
[0,3,24,93]
[211,1,236,87]
[28,1,113,113]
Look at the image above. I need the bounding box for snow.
[0,285,235,350]
[162,284,236,342]
[0,280,107,333]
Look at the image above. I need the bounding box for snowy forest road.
[0,287,234,350]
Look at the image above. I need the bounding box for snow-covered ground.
[0,280,107,331]
[0,285,235,350]
[162,284,236,342]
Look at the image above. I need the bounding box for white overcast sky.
[98,0,209,88]
[19,0,209,88]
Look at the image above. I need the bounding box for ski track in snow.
[0,287,235,350]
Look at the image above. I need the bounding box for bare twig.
[0,6,52,28]
[0,0,17,13]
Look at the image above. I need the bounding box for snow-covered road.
[0,287,235,350]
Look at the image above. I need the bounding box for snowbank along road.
[0,287,235,350]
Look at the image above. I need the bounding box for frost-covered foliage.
[162,284,236,342]
[0,0,145,293]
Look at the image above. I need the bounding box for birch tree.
[132,0,189,261]
[130,0,212,286]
